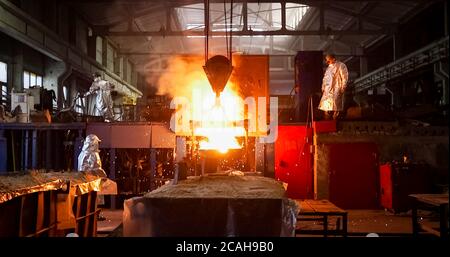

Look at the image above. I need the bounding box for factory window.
[75,96,84,114]
[286,3,309,30]
[1,84,7,107]
[62,85,69,108]
[0,62,6,83]
[1,61,7,107]
[23,70,43,89]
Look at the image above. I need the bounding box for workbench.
[295,199,348,237]
[123,175,298,236]
[410,194,449,238]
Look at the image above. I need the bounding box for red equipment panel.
[379,163,433,212]
[328,143,380,209]
[313,120,337,133]
[275,125,313,199]
[379,164,393,209]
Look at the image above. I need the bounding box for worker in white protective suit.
[77,134,107,177]
[84,72,114,122]
[318,54,349,120]
[78,134,107,220]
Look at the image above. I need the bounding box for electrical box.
[11,92,32,122]
[275,124,314,199]
[25,87,41,106]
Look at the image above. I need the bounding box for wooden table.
[410,194,449,238]
[295,199,348,237]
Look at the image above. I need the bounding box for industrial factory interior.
[0,0,449,241]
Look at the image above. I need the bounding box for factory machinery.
[121,53,299,237]
[172,54,270,180]
[59,53,269,209]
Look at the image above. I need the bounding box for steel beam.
[120,52,363,60]
[98,29,388,37]
[325,4,390,28]
[62,0,429,4]
[353,37,449,93]
[95,5,164,28]
[242,1,248,31]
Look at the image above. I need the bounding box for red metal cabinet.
[380,163,433,212]
[379,164,393,209]
[275,125,313,199]
[328,143,380,209]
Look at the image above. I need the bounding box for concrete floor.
[97,209,441,237]
[296,209,413,237]
[97,209,123,237]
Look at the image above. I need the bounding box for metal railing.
[353,37,449,93]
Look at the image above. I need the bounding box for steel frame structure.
[352,37,449,93]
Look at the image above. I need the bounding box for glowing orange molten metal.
[159,57,246,153]
[192,81,246,154]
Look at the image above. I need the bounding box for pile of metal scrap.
[0,170,116,202]
[0,170,66,204]
[0,170,117,236]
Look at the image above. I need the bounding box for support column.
[392,31,402,61]
[392,34,397,61]
[102,37,108,67]
[319,4,325,32]
[255,140,265,174]
[109,148,116,209]
[0,130,7,173]
[31,129,37,169]
[242,1,248,32]
[73,129,84,170]
[281,1,286,31]
[166,5,172,32]
[150,148,156,189]
[444,0,448,37]
[359,56,368,77]
[23,130,29,170]
[12,45,23,91]
[46,130,52,169]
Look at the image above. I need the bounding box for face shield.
[78,134,106,175]
[82,134,101,152]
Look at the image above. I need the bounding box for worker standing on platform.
[84,71,114,122]
[318,54,349,120]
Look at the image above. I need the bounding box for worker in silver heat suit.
[78,134,107,220]
[85,72,114,122]
[318,54,349,120]
[77,134,107,177]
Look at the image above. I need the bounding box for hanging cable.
[224,0,228,57]
[248,3,262,54]
[204,0,210,64]
[230,0,233,62]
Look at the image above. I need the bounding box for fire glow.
[192,81,246,153]
[160,57,246,153]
